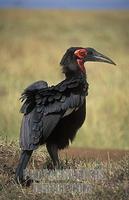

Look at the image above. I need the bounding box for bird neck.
[62,61,86,80]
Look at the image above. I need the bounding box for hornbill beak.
[85,50,116,65]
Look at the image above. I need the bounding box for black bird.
[15,47,115,183]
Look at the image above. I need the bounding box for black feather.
[19,73,88,151]
[16,47,92,185]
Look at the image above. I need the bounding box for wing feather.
[20,76,88,150]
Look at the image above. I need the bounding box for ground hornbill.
[15,47,116,184]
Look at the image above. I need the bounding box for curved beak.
[85,51,116,65]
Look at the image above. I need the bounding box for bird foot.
[15,175,33,187]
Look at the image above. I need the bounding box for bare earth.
[61,147,129,161]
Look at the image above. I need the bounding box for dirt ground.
[0,142,129,178]
[1,142,129,200]
[61,147,129,161]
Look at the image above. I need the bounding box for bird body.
[15,47,115,184]
[20,73,88,150]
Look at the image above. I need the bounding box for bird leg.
[46,143,60,169]
[15,150,33,185]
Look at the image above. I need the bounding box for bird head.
[60,47,116,77]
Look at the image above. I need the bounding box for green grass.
[0,9,129,149]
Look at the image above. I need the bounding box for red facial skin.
[74,49,87,73]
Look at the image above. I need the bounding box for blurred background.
[0,1,129,149]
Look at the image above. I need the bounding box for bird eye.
[79,50,86,56]
[74,49,87,59]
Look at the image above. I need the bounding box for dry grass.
[1,139,129,199]
[0,10,129,149]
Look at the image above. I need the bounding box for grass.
[0,9,129,149]
[1,139,129,199]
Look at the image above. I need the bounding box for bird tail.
[15,150,33,183]
[20,110,39,150]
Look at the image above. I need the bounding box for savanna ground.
[0,9,129,199]
[1,139,129,200]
